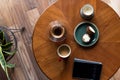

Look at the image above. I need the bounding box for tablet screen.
[72,58,102,80]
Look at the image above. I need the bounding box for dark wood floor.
[0,0,119,80]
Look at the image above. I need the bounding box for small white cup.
[80,4,94,19]
[57,44,71,58]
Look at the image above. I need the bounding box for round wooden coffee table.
[32,0,120,80]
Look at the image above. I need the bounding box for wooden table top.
[32,0,120,80]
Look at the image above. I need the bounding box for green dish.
[74,22,99,47]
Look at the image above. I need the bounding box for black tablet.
[72,58,102,80]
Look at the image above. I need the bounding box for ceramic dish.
[74,22,99,47]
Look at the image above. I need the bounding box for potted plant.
[0,27,17,80]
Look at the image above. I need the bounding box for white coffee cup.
[80,4,94,19]
[57,44,71,58]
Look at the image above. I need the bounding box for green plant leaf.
[7,63,15,68]
[5,67,10,80]
[0,30,16,80]
[0,31,4,40]
[0,39,3,44]
[3,50,16,55]
[0,31,6,44]
[0,46,10,80]
[1,42,13,50]
[0,46,6,71]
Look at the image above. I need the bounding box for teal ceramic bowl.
[74,22,99,47]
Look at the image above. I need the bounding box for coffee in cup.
[57,44,71,58]
[49,20,66,42]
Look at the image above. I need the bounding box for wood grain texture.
[0,0,120,80]
[33,0,120,80]
[0,0,56,80]
[102,0,120,17]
